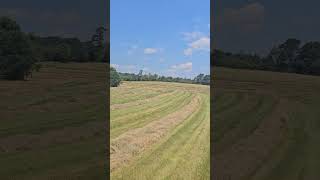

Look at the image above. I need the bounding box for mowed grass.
[111,81,210,180]
[0,62,107,180]
[213,67,320,180]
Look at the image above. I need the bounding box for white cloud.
[183,36,210,56]
[181,31,204,41]
[190,37,210,50]
[169,62,193,72]
[111,64,119,69]
[184,48,193,56]
[112,64,137,73]
[182,29,210,56]
[122,65,136,71]
[144,48,158,54]
[142,67,150,72]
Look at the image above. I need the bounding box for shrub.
[110,66,121,87]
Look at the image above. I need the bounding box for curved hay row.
[212,90,301,180]
[110,95,201,171]
[213,67,320,180]
[111,91,194,138]
[213,94,289,180]
[111,90,184,119]
[110,90,179,111]
[110,81,209,179]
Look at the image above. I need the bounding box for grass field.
[213,67,320,180]
[0,62,107,180]
[110,81,210,180]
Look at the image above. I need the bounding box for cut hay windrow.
[110,81,210,180]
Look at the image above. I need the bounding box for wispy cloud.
[142,67,150,73]
[169,62,193,72]
[121,65,137,72]
[181,31,204,41]
[184,48,193,56]
[144,48,158,54]
[190,37,210,50]
[111,64,120,69]
[182,31,210,56]
[112,64,137,73]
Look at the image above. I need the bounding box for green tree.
[266,39,301,71]
[138,70,143,81]
[202,75,210,85]
[53,43,71,63]
[110,66,121,87]
[296,42,320,73]
[89,27,107,62]
[0,17,36,80]
[194,73,205,83]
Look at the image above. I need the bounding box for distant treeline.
[28,33,107,63]
[0,16,107,80]
[110,67,210,87]
[213,39,320,76]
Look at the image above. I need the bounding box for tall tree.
[202,75,210,85]
[89,26,107,62]
[297,42,320,73]
[194,73,205,83]
[138,70,143,81]
[0,17,36,80]
[266,39,301,71]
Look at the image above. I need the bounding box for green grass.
[213,67,320,180]
[111,81,210,180]
[111,91,194,138]
[0,62,107,179]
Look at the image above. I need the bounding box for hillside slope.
[0,63,107,180]
[213,67,320,180]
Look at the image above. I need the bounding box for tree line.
[213,38,320,76]
[0,16,107,80]
[110,67,210,87]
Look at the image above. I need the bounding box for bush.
[110,66,121,87]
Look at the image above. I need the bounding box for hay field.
[110,81,210,180]
[213,67,320,180]
[0,62,107,180]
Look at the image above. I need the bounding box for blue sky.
[111,0,210,79]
